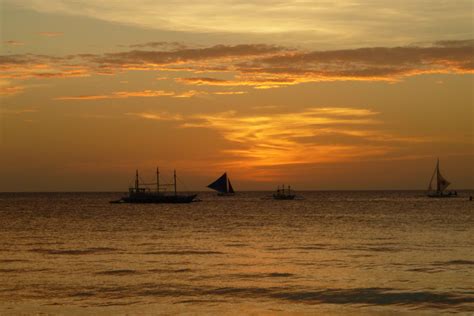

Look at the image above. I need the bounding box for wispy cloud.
[54,89,245,100]
[55,89,175,100]
[125,106,431,174]
[0,85,24,96]
[129,41,188,50]
[125,112,183,121]
[0,80,25,96]
[4,40,25,46]
[38,32,63,37]
[0,107,38,115]
[10,0,472,48]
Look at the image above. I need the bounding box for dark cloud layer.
[92,44,286,65]
[0,40,472,87]
[237,43,474,79]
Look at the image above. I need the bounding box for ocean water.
[0,191,473,315]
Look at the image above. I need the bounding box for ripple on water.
[148,268,192,273]
[95,270,140,276]
[29,247,120,255]
[227,272,295,279]
[143,250,223,255]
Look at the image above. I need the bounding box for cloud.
[0,80,25,96]
[8,0,472,48]
[183,108,436,174]
[125,112,183,121]
[0,54,89,80]
[171,40,473,87]
[55,88,247,100]
[91,44,287,66]
[55,89,175,100]
[176,76,299,89]
[38,32,63,37]
[129,42,188,50]
[126,107,430,172]
[1,107,38,115]
[0,85,24,96]
[1,40,472,94]
[237,43,474,81]
[212,91,246,95]
[4,40,25,46]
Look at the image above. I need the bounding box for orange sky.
[0,1,473,191]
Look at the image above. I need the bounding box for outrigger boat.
[110,168,197,203]
[207,172,235,196]
[427,159,458,198]
[273,185,296,200]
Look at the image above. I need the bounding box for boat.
[427,159,458,198]
[110,168,197,203]
[207,172,235,196]
[273,185,296,200]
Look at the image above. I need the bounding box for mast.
[174,169,177,196]
[135,169,139,192]
[428,163,436,192]
[225,172,228,193]
[156,167,160,193]
[436,158,440,192]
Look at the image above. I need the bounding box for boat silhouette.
[110,168,197,203]
[427,159,457,198]
[273,185,296,200]
[207,172,235,196]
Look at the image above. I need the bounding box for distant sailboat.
[207,172,235,196]
[427,159,457,198]
[273,185,296,200]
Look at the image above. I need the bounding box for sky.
[0,0,473,191]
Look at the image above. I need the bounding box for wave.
[148,268,192,273]
[228,272,295,279]
[95,269,139,276]
[29,247,120,255]
[144,250,223,255]
[433,260,474,266]
[0,259,29,263]
[0,268,50,273]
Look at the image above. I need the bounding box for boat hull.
[111,194,197,204]
[273,194,296,200]
[217,192,235,196]
[428,192,458,199]
[427,193,458,198]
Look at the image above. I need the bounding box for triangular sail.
[207,173,228,193]
[436,161,450,192]
[228,179,234,193]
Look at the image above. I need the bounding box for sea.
[0,191,473,315]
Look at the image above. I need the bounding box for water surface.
[0,191,473,314]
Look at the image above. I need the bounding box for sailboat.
[427,159,457,198]
[207,172,235,196]
[273,185,296,200]
[110,168,197,203]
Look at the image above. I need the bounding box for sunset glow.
[0,1,472,191]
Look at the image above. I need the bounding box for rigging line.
[176,176,191,192]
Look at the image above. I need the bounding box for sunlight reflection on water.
[0,191,473,314]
